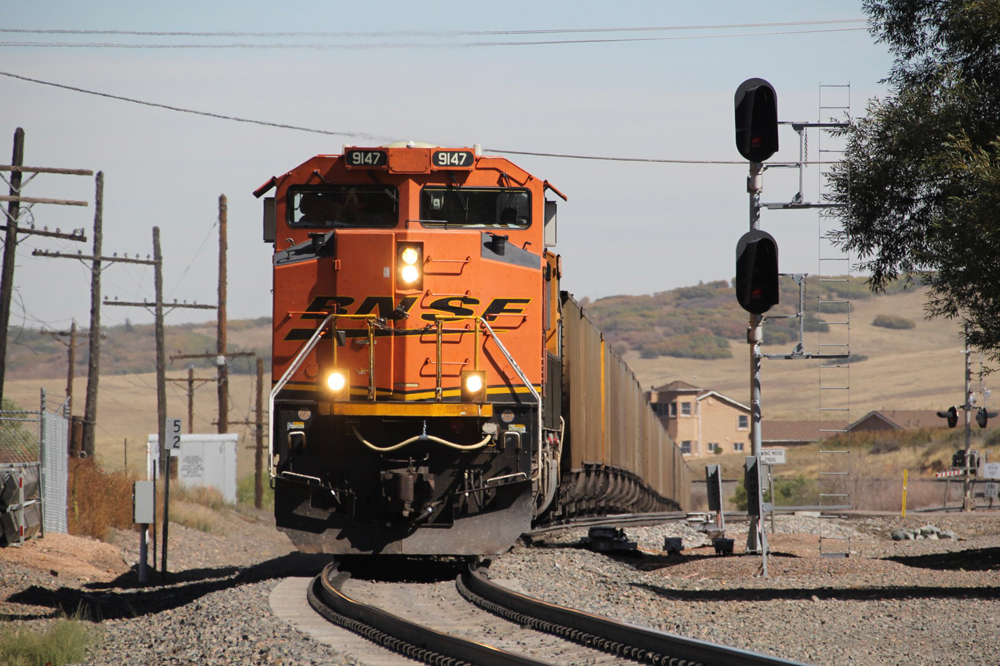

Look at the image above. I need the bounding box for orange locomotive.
[255,143,686,556]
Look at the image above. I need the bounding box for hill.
[584,276,975,420]
[1,276,981,478]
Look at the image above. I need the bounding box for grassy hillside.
[2,275,984,486]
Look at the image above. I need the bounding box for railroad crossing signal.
[734,78,779,162]
[937,406,959,428]
[735,229,779,314]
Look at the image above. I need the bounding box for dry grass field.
[3,286,984,485]
[626,288,973,419]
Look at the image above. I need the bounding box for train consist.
[255,143,691,555]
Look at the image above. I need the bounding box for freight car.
[254,143,690,556]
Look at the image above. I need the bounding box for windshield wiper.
[448,172,469,221]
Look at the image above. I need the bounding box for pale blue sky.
[0,1,893,329]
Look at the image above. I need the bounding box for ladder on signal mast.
[816,83,853,558]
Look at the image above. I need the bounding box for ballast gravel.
[3,509,1000,665]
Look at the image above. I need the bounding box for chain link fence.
[0,389,69,541]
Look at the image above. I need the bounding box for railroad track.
[307,560,806,666]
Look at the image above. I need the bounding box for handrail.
[269,314,334,477]
[480,318,543,482]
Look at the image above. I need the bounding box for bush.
[68,458,136,541]
[730,474,815,510]
[872,314,916,329]
[0,617,97,666]
[641,333,732,360]
[237,473,275,511]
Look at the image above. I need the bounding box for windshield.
[288,185,398,228]
[419,187,531,228]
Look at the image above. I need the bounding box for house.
[646,381,750,457]
[847,409,950,433]
[762,420,849,447]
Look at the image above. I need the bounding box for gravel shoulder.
[3,509,1000,665]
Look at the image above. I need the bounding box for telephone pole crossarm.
[170,351,255,362]
[33,249,156,265]
[0,194,89,207]
[105,300,217,310]
[0,165,94,177]
[1,226,86,241]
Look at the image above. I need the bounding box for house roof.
[847,410,947,431]
[762,420,848,443]
[651,380,702,393]
[696,390,750,412]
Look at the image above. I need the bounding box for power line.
[0,70,843,166]
[0,70,391,142]
[0,26,868,50]
[0,19,868,38]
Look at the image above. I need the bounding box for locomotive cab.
[256,143,565,555]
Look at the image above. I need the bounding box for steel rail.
[529,511,689,535]
[461,563,808,666]
[310,562,549,666]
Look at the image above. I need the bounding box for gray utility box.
[133,480,155,524]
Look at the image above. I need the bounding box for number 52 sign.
[166,418,182,450]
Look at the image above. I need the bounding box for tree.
[829,0,1000,359]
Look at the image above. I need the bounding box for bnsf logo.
[283,295,530,341]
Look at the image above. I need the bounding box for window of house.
[709,442,720,454]
[668,402,677,417]
[733,442,745,452]
[681,402,692,417]
[738,414,749,429]
[680,440,692,455]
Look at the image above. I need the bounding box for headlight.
[396,243,423,289]
[324,369,348,398]
[465,374,483,393]
[326,372,345,391]
[400,247,419,265]
[461,370,487,403]
[400,264,420,284]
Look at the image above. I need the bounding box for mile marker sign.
[760,449,786,466]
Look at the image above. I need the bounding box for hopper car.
[254,143,691,556]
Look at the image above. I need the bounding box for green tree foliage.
[829,0,1000,359]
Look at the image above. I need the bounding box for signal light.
[734,78,779,162]
[735,229,779,314]
[396,243,423,289]
[461,370,487,403]
[937,406,959,428]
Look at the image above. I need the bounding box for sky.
[0,1,895,331]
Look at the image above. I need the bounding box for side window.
[681,402,692,417]
[738,415,749,430]
[669,403,677,417]
[734,442,746,452]
[680,441,692,455]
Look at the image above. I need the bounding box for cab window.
[288,185,398,228]
[420,187,530,228]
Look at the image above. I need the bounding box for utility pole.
[83,173,103,458]
[217,195,228,434]
[220,358,268,509]
[963,328,974,512]
[255,357,264,509]
[166,366,212,434]
[104,226,215,580]
[170,195,254,429]
[0,128,90,405]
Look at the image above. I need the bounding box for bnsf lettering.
[355,295,418,318]
[301,296,356,319]
[284,295,530,340]
[481,298,530,322]
[420,297,480,323]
